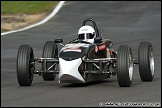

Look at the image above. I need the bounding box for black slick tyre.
[17,45,34,86]
[138,41,154,81]
[117,45,133,87]
[42,41,58,81]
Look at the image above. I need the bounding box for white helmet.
[78,25,96,43]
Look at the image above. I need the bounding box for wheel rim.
[29,49,34,81]
[128,50,133,81]
[150,47,154,76]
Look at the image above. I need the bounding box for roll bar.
[82,18,100,38]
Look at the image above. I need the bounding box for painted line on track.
[1,1,65,36]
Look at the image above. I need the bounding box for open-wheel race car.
[17,18,155,87]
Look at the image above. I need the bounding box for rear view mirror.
[94,37,102,43]
[106,40,113,48]
[55,39,63,43]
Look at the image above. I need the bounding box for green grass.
[1,28,8,32]
[1,1,59,33]
[1,1,58,14]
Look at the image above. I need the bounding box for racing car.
[17,18,155,87]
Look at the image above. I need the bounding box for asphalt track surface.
[1,1,161,107]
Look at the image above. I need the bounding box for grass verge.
[1,1,58,33]
[1,1,58,14]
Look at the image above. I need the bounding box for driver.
[78,25,96,43]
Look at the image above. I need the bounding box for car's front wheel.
[117,45,133,87]
[17,45,34,86]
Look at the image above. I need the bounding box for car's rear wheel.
[138,41,154,81]
[42,41,58,81]
[17,45,34,86]
[117,45,133,87]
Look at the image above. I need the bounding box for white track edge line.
[1,1,65,36]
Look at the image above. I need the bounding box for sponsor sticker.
[98,44,106,50]
[63,47,81,52]
[61,43,89,52]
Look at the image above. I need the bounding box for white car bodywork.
[58,58,85,83]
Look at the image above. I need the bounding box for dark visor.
[78,33,95,40]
